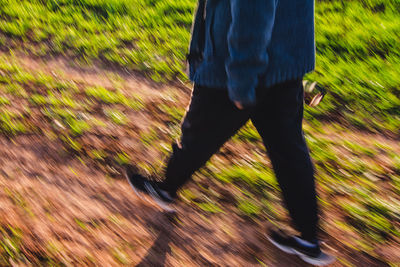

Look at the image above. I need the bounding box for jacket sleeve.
[225,0,278,106]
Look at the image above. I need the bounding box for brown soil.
[0,53,398,266]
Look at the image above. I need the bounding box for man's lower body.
[125,79,334,265]
[162,79,317,241]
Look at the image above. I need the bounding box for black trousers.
[160,79,318,240]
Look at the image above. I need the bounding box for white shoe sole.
[144,182,176,213]
[125,171,176,213]
[267,236,336,266]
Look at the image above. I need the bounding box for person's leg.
[160,84,250,195]
[251,79,318,241]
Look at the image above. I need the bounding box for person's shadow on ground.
[135,211,218,267]
[134,211,309,267]
[135,212,174,267]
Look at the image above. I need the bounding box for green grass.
[111,246,131,265]
[0,96,9,105]
[0,0,195,81]
[237,198,262,217]
[204,123,400,256]
[114,152,131,165]
[212,163,278,191]
[0,0,400,264]
[0,225,25,264]
[0,108,27,135]
[158,103,185,123]
[0,0,399,133]
[139,127,159,147]
[306,0,400,133]
[195,202,223,213]
[104,108,128,125]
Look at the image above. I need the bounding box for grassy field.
[0,0,399,265]
[0,0,195,80]
[0,0,399,133]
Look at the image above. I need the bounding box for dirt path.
[1,135,388,266]
[0,53,396,266]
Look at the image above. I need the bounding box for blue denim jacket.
[188,0,316,106]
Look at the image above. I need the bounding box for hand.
[234,101,244,110]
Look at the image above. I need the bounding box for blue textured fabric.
[188,0,316,106]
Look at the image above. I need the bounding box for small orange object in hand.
[303,80,327,107]
[234,101,244,110]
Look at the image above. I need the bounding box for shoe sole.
[124,170,176,213]
[267,236,335,266]
[144,182,176,213]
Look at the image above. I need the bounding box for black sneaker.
[267,228,335,266]
[125,167,176,212]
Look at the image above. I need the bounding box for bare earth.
[0,54,397,266]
